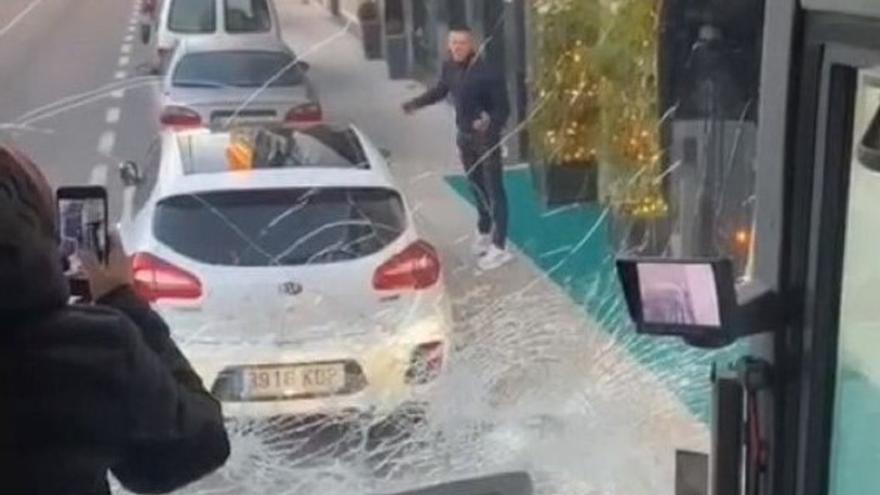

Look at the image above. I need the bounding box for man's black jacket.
[408,54,510,138]
[0,196,230,493]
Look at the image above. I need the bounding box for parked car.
[160,37,321,129]
[116,123,452,430]
[143,0,282,74]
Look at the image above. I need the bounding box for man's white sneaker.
[472,234,492,258]
[478,246,514,271]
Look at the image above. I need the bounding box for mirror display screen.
[636,263,721,327]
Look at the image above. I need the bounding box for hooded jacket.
[0,146,230,494]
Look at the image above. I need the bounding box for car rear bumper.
[176,313,452,419]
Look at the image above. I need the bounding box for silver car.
[160,37,321,129]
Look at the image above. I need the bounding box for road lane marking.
[124,34,134,43]
[121,44,132,54]
[111,89,125,99]
[114,70,127,80]
[105,107,121,124]
[118,55,130,67]
[128,24,136,33]
[0,0,45,39]
[97,131,116,156]
[89,164,109,186]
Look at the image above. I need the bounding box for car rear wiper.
[173,79,229,89]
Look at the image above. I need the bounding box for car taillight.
[160,106,202,128]
[285,103,322,123]
[373,241,440,291]
[405,341,445,384]
[132,253,202,302]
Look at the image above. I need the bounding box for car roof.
[155,124,396,197]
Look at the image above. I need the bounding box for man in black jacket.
[403,26,514,271]
[0,145,230,494]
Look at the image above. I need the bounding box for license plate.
[242,363,345,400]
[212,115,275,126]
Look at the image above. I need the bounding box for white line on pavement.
[0,0,45,39]
[118,55,130,67]
[129,19,139,27]
[121,44,132,54]
[114,70,127,80]
[110,89,125,99]
[124,34,134,43]
[105,107,121,124]
[97,130,116,156]
[127,24,136,33]
[89,164,109,186]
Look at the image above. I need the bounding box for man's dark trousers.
[457,130,508,249]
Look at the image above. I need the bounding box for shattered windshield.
[0,0,765,494]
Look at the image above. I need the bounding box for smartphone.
[56,186,109,277]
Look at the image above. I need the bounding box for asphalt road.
[0,0,160,221]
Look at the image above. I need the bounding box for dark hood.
[0,145,68,318]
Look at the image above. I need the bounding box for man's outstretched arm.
[404,65,450,111]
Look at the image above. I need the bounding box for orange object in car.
[226,141,253,171]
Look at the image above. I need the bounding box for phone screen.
[58,195,108,273]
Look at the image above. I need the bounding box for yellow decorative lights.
[530,0,667,218]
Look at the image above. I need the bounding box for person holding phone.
[0,144,230,494]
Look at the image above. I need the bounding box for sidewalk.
[279,3,709,492]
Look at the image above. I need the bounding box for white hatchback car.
[117,124,452,425]
[143,0,282,73]
[161,37,321,129]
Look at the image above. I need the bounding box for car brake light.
[285,103,322,123]
[373,241,440,291]
[405,341,445,384]
[160,106,202,128]
[132,253,202,302]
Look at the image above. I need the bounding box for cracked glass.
[0,1,765,494]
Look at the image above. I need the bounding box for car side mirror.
[379,148,392,159]
[296,60,310,73]
[119,161,143,186]
[140,24,151,45]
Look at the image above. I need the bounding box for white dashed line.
[124,34,134,43]
[118,55,130,67]
[121,44,132,54]
[127,24,136,33]
[105,107,121,124]
[111,89,125,99]
[129,19,139,27]
[97,130,116,156]
[114,70,127,80]
[89,164,109,186]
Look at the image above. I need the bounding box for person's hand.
[402,101,417,115]
[472,113,491,133]
[79,230,133,302]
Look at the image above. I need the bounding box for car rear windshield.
[173,51,303,88]
[154,188,406,266]
[225,0,272,33]
[179,126,370,173]
[169,0,216,33]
